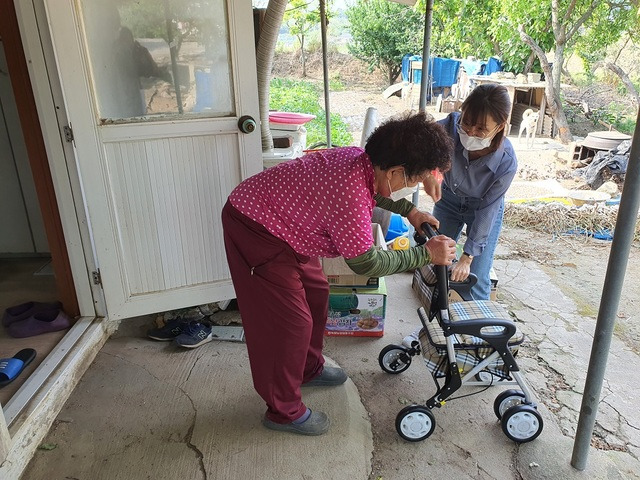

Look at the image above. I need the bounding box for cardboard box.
[440,98,462,113]
[325,277,387,337]
[322,224,387,287]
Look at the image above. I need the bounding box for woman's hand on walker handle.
[407,208,439,233]
[425,235,457,265]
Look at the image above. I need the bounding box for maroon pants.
[221,201,329,423]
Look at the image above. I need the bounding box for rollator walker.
[378,224,543,443]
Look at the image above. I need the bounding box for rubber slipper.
[2,301,63,327]
[7,309,72,338]
[0,349,37,387]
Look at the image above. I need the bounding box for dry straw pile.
[504,202,640,242]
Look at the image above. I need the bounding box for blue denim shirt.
[437,112,517,256]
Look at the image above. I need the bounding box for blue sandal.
[0,349,37,387]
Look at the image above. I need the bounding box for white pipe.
[360,107,379,147]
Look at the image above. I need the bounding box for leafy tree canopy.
[346,0,424,85]
[284,0,321,41]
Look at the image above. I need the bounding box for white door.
[43,0,262,320]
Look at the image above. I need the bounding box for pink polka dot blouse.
[229,147,376,259]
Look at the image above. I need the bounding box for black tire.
[396,405,436,442]
[501,404,543,443]
[378,345,412,374]
[493,389,527,419]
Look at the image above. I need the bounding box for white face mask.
[458,128,493,151]
[390,186,417,201]
[388,170,417,201]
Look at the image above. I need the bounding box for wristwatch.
[462,252,474,260]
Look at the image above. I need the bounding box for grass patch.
[270,77,353,147]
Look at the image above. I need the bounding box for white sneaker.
[402,330,420,348]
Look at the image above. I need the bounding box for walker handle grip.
[414,222,440,245]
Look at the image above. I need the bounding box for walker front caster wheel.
[474,370,507,383]
[379,345,412,374]
[493,389,527,419]
[396,405,436,442]
[501,404,543,443]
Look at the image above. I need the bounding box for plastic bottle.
[392,236,410,250]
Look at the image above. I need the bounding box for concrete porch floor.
[21,243,640,479]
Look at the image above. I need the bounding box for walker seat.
[420,300,524,380]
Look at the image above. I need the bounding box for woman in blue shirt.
[424,83,517,300]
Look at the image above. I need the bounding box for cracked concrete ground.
[22,229,640,480]
[21,322,372,480]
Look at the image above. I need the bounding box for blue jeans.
[433,185,504,300]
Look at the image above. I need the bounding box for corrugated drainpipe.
[320,0,331,147]
[256,0,288,152]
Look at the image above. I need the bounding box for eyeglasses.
[457,119,501,139]
[395,167,425,187]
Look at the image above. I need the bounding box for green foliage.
[269,78,353,147]
[574,3,637,71]
[563,103,582,123]
[590,103,637,135]
[329,74,346,91]
[487,0,555,73]
[284,0,321,49]
[118,0,226,59]
[346,0,424,84]
[414,0,554,74]
[119,0,166,40]
[615,116,637,135]
[428,0,498,60]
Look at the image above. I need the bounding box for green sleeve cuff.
[374,193,415,217]
[345,245,431,277]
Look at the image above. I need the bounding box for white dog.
[518,108,539,148]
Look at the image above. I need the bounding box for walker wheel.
[378,345,412,374]
[396,405,436,442]
[493,389,527,419]
[501,405,543,443]
[475,370,494,382]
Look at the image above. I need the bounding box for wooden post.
[505,85,515,136]
[538,89,546,135]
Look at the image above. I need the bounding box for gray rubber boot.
[303,367,348,387]
[262,411,330,436]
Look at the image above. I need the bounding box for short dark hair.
[460,83,512,151]
[365,112,453,177]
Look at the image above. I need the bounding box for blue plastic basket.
[385,213,409,242]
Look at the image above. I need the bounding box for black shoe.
[174,322,213,349]
[147,318,188,341]
[303,366,348,387]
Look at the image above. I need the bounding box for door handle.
[238,115,257,134]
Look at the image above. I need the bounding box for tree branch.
[551,0,562,38]
[566,0,599,42]
[613,35,631,64]
[563,0,578,24]
[518,25,553,76]
[606,62,640,106]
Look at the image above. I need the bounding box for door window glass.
[80,0,234,122]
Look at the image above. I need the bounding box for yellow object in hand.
[392,237,410,250]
